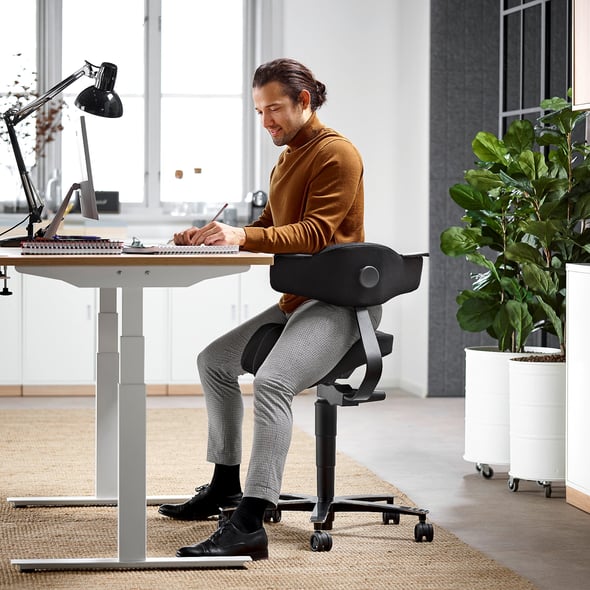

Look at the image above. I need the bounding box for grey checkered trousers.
[197,299,382,506]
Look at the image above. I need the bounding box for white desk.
[0,248,273,571]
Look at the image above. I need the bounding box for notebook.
[122,244,239,255]
[21,238,124,255]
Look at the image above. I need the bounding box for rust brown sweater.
[243,113,365,313]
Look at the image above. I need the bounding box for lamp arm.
[2,113,43,230]
[1,61,98,240]
[6,61,95,125]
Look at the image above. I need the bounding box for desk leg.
[12,285,250,571]
[118,286,147,561]
[96,287,119,499]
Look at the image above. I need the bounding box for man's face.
[252,81,311,147]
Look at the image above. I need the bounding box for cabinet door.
[22,275,96,385]
[566,267,590,505]
[169,274,240,383]
[239,265,279,321]
[0,269,22,386]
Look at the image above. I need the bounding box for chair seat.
[241,323,393,387]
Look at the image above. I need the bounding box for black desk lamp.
[1,61,123,245]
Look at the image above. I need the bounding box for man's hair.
[252,58,327,111]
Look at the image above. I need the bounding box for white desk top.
[0,247,273,268]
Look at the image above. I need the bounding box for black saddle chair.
[239,243,433,552]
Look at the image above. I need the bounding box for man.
[160,58,381,560]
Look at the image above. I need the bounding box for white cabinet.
[167,267,279,384]
[144,287,170,385]
[5,262,280,392]
[0,269,22,390]
[169,274,240,383]
[240,264,279,321]
[22,275,96,386]
[565,264,590,513]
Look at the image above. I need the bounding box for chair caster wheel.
[414,521,434,542]
[263,508,282,523]
[310,530,333,552]
[508,477,519,492]
[382,511,400,524]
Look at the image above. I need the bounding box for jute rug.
[0,408,537,590]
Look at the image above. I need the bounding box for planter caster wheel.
[537,481,552,498]
[310,530,333,552]
[382,511,400,525]
[414,521,434,542]
[508,477,519,492]
[263,508,282,523]
[476,463,494,479]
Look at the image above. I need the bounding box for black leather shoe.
[158,484,242,521]
[176,521,269,561]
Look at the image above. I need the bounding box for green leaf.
[537,129,567,149]
[540,96,570,111]
[518,150,548,181]
[464,169,505,193]
[504,299,534,351]
[465,252,498,277]
[440,227,484,256]
[573,191,590,219]
[472,131,507,164]
[522,262,556,296]
[537,298,564,347]
[505,242,545,266]
[456,295,498,332]
[449,183,488,210]
[521,220,561,249]
[503,119,535,154]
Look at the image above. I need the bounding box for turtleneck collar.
[286,112,324,151]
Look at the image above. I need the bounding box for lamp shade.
[75,62,123,118]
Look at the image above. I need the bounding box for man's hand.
[173,222,246,246]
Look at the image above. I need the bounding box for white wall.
[271,0,430,394]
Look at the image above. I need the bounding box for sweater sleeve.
[243,138,364,254]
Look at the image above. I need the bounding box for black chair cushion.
[241,322,393,385]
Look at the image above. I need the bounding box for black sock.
[230,496,269,533]
[209,464,242,496]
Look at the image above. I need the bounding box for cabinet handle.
[87,305,92,321]
[231,304,237,322]
[243,304,249,320]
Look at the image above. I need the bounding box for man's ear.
[299,89,311,109]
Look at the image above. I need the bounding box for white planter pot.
[463,346,558,472]
[508,358,566,486]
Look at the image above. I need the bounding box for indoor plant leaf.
[472,131,508,164]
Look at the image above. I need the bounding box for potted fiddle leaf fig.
[440,92,590,481]
[503,95,590,495]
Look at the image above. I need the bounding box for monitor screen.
[43,116,99,238]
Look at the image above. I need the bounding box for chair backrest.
[269,242,425,307]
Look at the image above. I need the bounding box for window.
[0,0,36,213]
[499,0,571,134]
[1,0,253,216]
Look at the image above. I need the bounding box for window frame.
[34,0,270,217]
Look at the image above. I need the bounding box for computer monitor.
[44,115,98,238]
[77,115,98,220]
